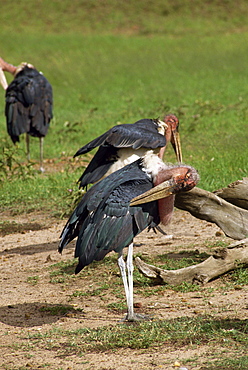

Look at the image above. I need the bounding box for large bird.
[74,114,182,189]
[59,152,199,321]
[0,57,53,172]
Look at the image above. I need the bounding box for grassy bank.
[0,2,247,214]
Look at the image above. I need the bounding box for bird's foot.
[120,312,152,322]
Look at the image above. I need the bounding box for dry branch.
[135,238,248,285]
[213,177,248,210]
[136,178,248,285]
[175,186,248,240]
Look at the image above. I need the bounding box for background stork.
[74,114,182,189]
[0,57,53,172]
[59,152,199,321]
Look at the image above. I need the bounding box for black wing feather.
[77,145,118,189]
[75,119,166,188]
[74,119,165,157]
[5,66,53,142]
[59,159,160,274]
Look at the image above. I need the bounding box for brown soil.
[0,207,247,370]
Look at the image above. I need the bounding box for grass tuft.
[24,316,248,354]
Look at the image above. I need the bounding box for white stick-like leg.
[118,245,150,322]
[117,251,129,307]
[126,242,134,320]
[26,134,30,161]
[39,137,45,172]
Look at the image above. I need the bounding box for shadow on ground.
[0,302,84,327]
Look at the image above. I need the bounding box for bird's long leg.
[126,242,134,320]
[118,244,150,322]
[39,137,45,172]
[26,134,30,161]
[126,243,150,321]
[117,251,130,309]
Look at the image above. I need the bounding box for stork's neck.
[0,69,8,90]
[165,124,172,144]
[142,152,176,227]
[0,58,17,75]
[156,120,169,160]
[153,172,175,226]
[142,151,168,180]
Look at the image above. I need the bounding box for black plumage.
[59,158,159,274]
[59,152,199,321]
[5,65,53,143]
[74,118,167,189]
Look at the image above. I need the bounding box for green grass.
[0,1,247,215]
[17,316,247,370]
[201,356,248,370]
[26,276,39,286]
[36,316,247,351]
[39,304,83,316]
[0,220,45,236]
[1,0,248,36]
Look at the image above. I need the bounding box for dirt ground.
[0,207,247,370]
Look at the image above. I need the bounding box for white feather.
[104,147,157,178]
[142,151,168,179]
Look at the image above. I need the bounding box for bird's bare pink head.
[130,164,199,206]
[164,114,179,133]
[0,57,17,75]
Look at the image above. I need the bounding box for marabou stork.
[59,152,199,321]
[74,114,182,189]
[0,57,53,172]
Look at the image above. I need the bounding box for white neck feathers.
[142,152,168,179]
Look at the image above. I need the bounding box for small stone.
[45,254,52,263]
[234,285,242,290]
[215,230,224,237]
[193,309,201,314]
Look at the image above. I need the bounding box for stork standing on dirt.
[0,57,53,172]
[74,114,182,189]
[59,152,199,321]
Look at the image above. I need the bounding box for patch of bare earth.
[0,209,247,370]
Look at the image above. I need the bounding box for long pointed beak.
[130,179,176,206]
[130,167,199,206]
[0,68,8,90]
[171,130,182,163]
